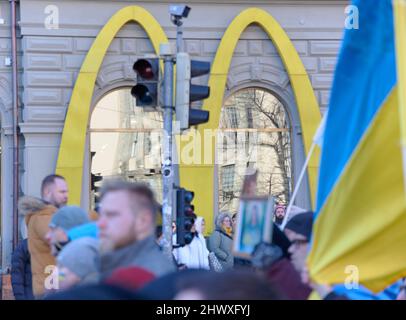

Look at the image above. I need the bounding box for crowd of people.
[9,174,406,300]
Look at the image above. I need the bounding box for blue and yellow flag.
[307,0,406,293]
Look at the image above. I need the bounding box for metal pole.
[10,0,19,250]
[280,142,316,230]
[161,51,174,259]
[176,21,184,53]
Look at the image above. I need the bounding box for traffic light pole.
[161,47,175,259]
[176,21,184,53]
[160,11,186,259]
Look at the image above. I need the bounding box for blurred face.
[156,234,164,246]
[222,216,231,229]
[191,223,196,233]
[45,227,68,256]
[285,228,309,274]
[275,207,285,219]
[43,178,69,208]
[97,190,153,253]
[58,266,81,291]
[232,215,237,229]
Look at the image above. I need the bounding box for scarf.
[222,227,233,238]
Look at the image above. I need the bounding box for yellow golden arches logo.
[56,6,321,229]
[178,8,321,229]
[55,6,169,204]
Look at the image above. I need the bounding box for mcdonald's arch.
[56,5,321,229]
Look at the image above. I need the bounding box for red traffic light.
[133,59,155,79]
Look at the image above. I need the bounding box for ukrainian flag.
[307,0,406,293]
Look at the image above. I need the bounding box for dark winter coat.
[11,239,34,300]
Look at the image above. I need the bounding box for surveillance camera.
[169,4,191,18]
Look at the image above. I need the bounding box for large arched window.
[217,88,292,214]
[89,89,163,206]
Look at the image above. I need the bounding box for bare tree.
[249,89,291,203]
[218,88,292,212]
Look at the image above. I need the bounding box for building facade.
[0,0,348,269]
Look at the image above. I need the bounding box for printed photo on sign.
[233,197,274,258]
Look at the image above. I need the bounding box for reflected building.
[218,88,292,214]
[90,90,163,205]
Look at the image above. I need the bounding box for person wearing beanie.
[45,206,90,256]
[56,237,99,291]
[284,212,350,300]
[284,212,313,274]
[284,211,314,242]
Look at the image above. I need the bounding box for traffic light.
[176,52,210,130]
[176,187,197,246]
[90,152,103,193]
[131,58,160,108]
[91,173,103,193]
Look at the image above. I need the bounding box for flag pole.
[394,0,406,195]
[280,110,327,230]
[280,142,316,230]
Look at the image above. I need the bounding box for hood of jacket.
[18,196,48,216]
[18,196,55,224]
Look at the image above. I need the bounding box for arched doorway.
[217,87,292,214]
[89,88,163,208]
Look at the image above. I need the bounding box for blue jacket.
[11,239,34,300]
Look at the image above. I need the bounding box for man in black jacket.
[11,239,34,300]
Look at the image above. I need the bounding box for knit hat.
[49,206,89,232]
[57,237,99,282]
[105,267,155,291]
[285,212,314,240]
